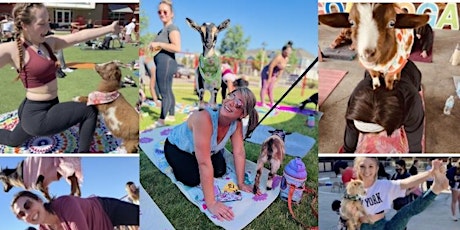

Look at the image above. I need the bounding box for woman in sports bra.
[353,157,448,230]
[0,3,120,153]
[259,41,292,108]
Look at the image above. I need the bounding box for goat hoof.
[253,186,258,194]
[266,186,272,191]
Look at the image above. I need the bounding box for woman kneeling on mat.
[11,191,139,230]
[341,60,424,153]
[354,157,448,230]
[164,87,258,221]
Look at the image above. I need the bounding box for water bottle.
[444,95,455,115]
[307,114,315,127]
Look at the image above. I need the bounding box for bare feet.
[431,160,449,194]
[420,51,428,58]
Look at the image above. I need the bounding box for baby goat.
[319,3,428,90]
[253,129,292,194]
[186,18,230,111]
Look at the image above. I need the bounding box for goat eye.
[349,19,355,27]
[388,20,395,28]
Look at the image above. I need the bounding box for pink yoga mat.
[318,68,348,106]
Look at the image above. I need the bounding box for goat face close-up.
[186,18,230,57]
[319,3,428,89]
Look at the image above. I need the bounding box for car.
[174,64,195,79]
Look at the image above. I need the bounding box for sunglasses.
[16,199,32,219]
[158,10,168,15]
[227,93,246,115]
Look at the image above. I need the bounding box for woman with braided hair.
[0,3,120,153]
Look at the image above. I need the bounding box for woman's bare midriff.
[25,78,58,101]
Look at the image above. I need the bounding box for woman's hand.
[238,183,253,193]
[149,42,161,51]
[110,21,120,34]
[207,201,234,221]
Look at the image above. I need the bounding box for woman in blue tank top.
[165,87,259,221]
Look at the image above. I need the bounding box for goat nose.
[363,48,376,58]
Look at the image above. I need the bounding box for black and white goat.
[253,129,292,194]
[319,3,428,90]
[186,18,230,110]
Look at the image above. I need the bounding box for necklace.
[25,39,44,56]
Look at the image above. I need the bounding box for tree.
[218,25,250,61]
[139,9,155,49]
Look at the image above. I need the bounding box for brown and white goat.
[253,129,292,194]
[0,157,82,201]
[319,3,429,90]
[186,18,230,111]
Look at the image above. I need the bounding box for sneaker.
[62,68,74,73]
[452,215,458,221]
[165,116,175,122]
[123,76,135,84]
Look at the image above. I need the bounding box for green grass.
[0,43,139,113]
[140,81,319,229]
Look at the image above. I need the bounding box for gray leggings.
[155,53,177,119]
[0,98,97,153]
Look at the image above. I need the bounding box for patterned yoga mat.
[0,110,122,153]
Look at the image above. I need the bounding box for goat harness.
[360,28,414,76]
[198,54,222,88]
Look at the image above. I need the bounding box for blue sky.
[141,0,318,55]
[0,156,139,230]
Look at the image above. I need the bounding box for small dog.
[74,61,139,153]
[299,92,318,111]
[450,43,460,66]
[0,157,82,201]
[253,129,292,194]
[340,179,370,230]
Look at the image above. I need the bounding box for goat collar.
[343,193,362,201]
[87,91,120,105]
[198,54,222,87]
[360,28,414,76]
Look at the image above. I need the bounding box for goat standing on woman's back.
[319,3,429,90]
[186,18,230,111]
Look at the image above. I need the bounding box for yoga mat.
[140,126,280,229]
[277,105,323,119]
[409,50,433,63]
[0,110,123,153]
[66,62,96,69]
[322,46,357,61]
[245,125,315,158]
[140,184,175,230]
[318,68,348,106]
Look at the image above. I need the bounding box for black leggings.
[155,53,177,119]
[164,138,226,187]
[0,98,98,152]
[97,197,139,226]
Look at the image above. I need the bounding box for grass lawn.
[0,43,139,113]
[140,78,319,229]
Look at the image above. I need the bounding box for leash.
[287,185,318,230]
[244,57,318,140]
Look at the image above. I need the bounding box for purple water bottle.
[307,114,315,127]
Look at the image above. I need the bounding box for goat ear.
[268,130,274,134]
[319,13,351,28]
[217,19,230,31]
[186,18,200,31]
[286,132,292,135]
[395,14,429,29]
